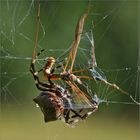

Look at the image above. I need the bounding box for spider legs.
[63,106,98,125]
[30,59,54,91]
[71,107,98,120]
[81,106,98,120]
[63,109,80,125]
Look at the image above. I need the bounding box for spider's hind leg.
[81,106,98,120]
[64,109,84,126]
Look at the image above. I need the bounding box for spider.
[29,2,101,126]
[30,59,99,125]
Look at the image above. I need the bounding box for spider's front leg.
[30,58,54,91]
[30,49,45,75]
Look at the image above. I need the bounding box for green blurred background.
[0,0,139,140]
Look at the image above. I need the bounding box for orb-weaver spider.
[30,2,100,125]
[30,51,99,125]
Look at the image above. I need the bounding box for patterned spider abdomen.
[33,91,64,123]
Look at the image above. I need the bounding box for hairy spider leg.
[30,61,54,91]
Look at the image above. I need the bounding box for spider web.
[0,0,139,111]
